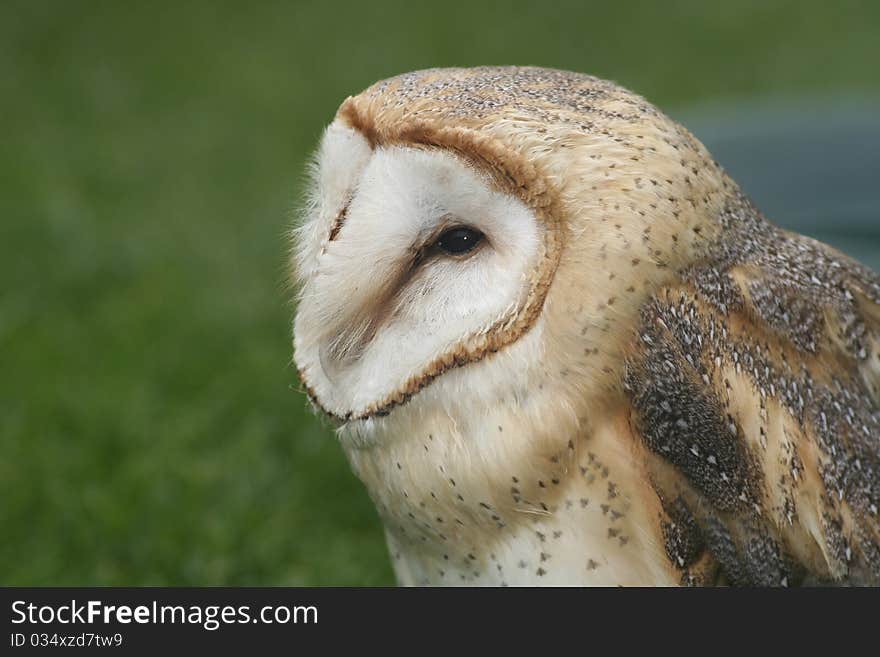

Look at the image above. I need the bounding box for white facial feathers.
[293,122,543,420]
[293,123,373,283]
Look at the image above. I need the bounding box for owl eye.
[435,226,484,256]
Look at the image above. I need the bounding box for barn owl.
[291,67,880,586]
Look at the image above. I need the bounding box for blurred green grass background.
[1,0,878,585]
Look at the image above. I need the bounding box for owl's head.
[292,67,729,432]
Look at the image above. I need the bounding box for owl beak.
[317,343,339,386]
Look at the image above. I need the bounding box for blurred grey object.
[680,99,880,271]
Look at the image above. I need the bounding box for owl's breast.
[342,386,688,586]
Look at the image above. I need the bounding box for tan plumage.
[292,67,880,585]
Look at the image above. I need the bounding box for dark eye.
[435,226,484,256]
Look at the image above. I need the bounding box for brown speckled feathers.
[626,194,880,585]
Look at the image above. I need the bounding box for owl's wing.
[624,196,880,585]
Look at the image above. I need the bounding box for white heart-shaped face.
[292,122,545,421]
